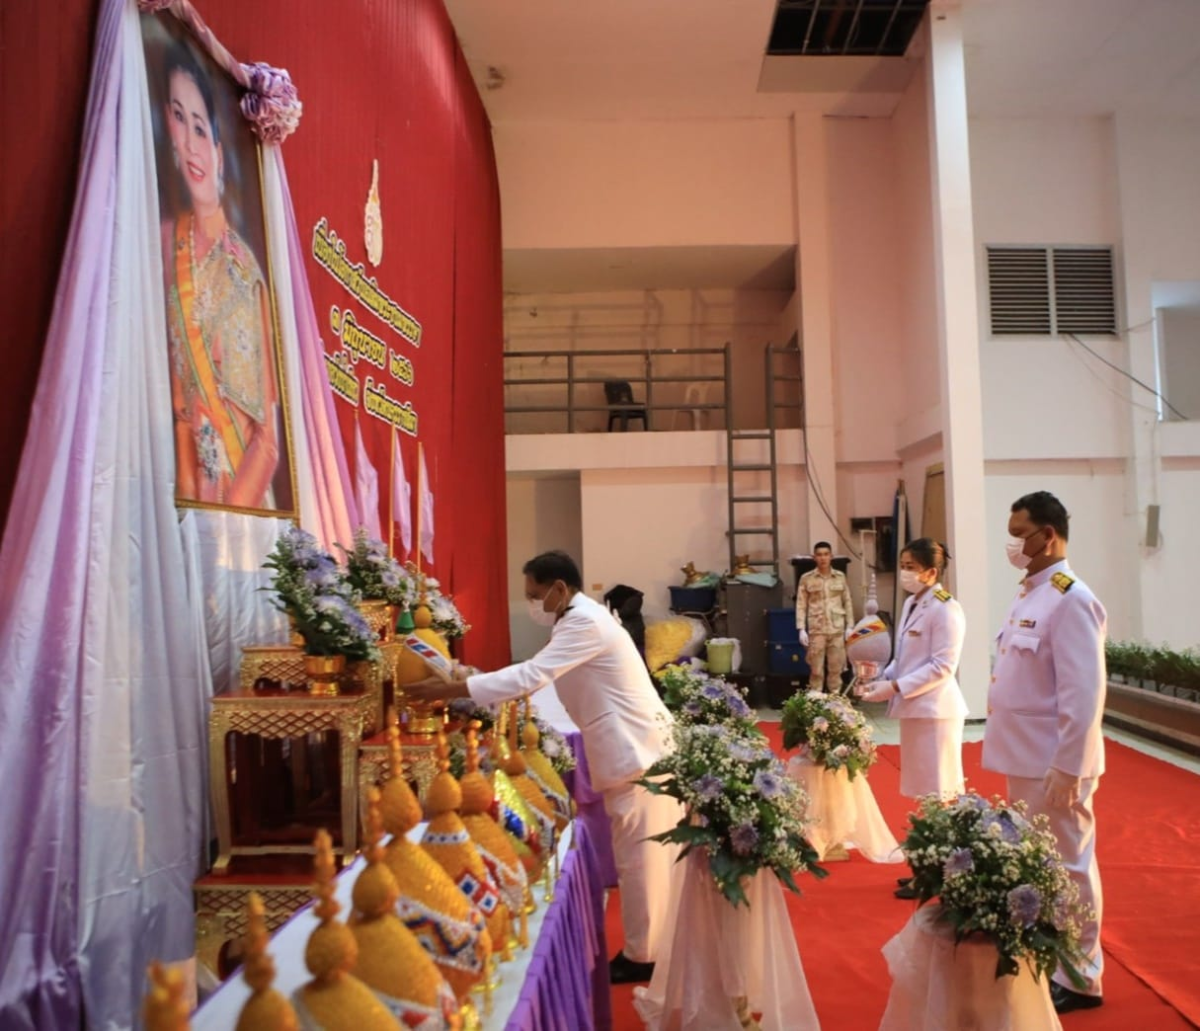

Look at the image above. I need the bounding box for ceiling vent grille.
[767,0,931,57]
[986,246,1117,336]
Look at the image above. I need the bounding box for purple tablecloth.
[506,818,612,1031]
[561,730,619,889]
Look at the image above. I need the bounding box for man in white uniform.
[407,551,681,984]
[983,492,1106,1015]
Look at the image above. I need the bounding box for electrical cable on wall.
[1063,331,1186,420]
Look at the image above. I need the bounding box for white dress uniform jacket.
[466,592,673,792]
[882,585,968,720]
[982,561,1107,781]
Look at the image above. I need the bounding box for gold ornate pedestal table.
[357,730,440,818]
[208,684,375,874]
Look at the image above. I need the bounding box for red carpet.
[607,727,1200,1029]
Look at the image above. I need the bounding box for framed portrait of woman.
[140,10,297,517]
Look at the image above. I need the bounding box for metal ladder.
[723,342,804,576]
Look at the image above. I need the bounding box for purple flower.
[943,848,975,879]
[683,699,704,717]
[982,811,1022,844]
[1007,884,1042,927]
[727,739,761,763]
[730,822,760,856]
[726,693,752,718]
[752,770,784,799]
[694,774,724,800]
[701,682,726,701]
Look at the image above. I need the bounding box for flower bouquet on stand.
[421,575,471,642]
[655,662,759,733]
[779,690,898,863]
[263,528,380,693]
[879,792,1089,1030]
[337,528,416,640]
[633,723,825,1030]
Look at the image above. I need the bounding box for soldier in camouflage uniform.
[796,542,854,692]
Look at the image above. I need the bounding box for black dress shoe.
[896,876,912,887]
[609,951,655,984]
[894,882,918,900]
[1050,982,1103,1014]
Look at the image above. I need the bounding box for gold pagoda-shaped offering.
[519,698,572,831]
[459,721,529,936]
[499,702,557,851]
[143,962,189,1031]
[292,830,401,1031]
[235,893,299,1031]
[350,788,459,1028]
[378,720,492,1003]
[421,730,512,957]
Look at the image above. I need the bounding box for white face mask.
[899,569,926,594]
[1005,534,1033,571]
[527,584,562,627]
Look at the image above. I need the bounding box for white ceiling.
[963,0,1200,119]
[446,0,1200,123]
[444,0,1200,292]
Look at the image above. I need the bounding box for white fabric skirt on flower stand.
[785,750,903,863]
[879,907,1061,1031]
[633,848,820,1031]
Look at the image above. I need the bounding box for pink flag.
[419,446,434,565]
[392,433,413,555]
[354,419,381,539]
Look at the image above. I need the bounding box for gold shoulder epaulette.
[1051,572,1076,594]
[934,588,951,602]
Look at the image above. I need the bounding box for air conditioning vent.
[987,246,1116,336]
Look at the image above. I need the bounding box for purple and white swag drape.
[0,1,356,1026]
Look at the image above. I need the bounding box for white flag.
[392,434,412,555]
[354,420,381,539]
[419,446,434,565]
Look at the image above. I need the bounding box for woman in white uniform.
[863,538,967,795]
[862,539,967,897]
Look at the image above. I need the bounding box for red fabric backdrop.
[0,0,511,666]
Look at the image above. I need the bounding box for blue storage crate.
[766,607,799,644]
[769,640,810,677]
[669,585,716,613]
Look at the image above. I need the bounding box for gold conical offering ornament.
[500,702,556,851]
[421,730,513,957]
[459,722,529,939]
[143,962,189,1031]
[519,698,572,830]
[378,717,491,1002]
[236,893,299,1031]
[489,712,548,879]
[293,829,401,1030]
[351,787,459,1026]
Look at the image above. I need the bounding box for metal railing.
[503,346,730,434]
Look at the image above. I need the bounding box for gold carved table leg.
[209,709,234,875]
[338,711,365,867]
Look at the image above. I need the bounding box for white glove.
[798,629,809,648]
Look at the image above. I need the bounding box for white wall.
[505,474,583,660]
[1158,307,1200,421]
[495,120,795,251]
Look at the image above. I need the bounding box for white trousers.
[603,781,684,963]
[1007,775,1104,996]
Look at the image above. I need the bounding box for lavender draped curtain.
[0,1,357,1026]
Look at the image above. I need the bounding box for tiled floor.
[758,703,1200,775]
